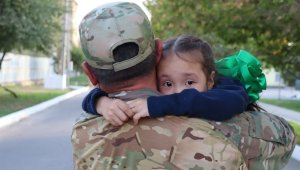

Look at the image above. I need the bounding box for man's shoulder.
[73,111,294,146]
[208,111,295,169]
[73,113,212,134]
[209,111,294,145]
[71,111,295,169]
[74,111,98,125]
[72,114,247,169]
[72,114,232,154]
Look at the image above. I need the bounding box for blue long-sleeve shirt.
[82,76,249,121]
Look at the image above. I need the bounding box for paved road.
[284,158,300,170]
[0,91,299,170]
[0,92,86,170]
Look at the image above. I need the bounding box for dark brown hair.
[163,35,216,82]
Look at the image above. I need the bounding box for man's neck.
[100,71,158,93]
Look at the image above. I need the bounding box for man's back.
[73,89,246,169]
[72,114,247,170]
[72,110,295,170]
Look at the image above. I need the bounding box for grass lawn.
[260,99,300,112]
[0,86,70,117]
[289,122,300,145]
[69,74,90,86]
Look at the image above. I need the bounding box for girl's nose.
[175,86,185,93]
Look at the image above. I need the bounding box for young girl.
[82,35,266,126]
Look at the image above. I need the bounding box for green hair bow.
[215,50,267,103]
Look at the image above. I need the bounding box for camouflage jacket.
[71,89,295,170]
[207,111,295,169]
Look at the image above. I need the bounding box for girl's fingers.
[127,100,140,112]
[103,111,123,126]
[114,107,128,122]
[115,100,135,118]
[109,114,123,126]
[133,114,141,125]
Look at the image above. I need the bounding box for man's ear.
[82,61,98,86]
[207,71,216,90]
[155,38,163,64]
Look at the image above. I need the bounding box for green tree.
[0,0,63,70]
[71,47,85,72]
[146,0,300,83]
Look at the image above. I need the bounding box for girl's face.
[157,51,215,95]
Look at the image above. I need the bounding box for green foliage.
[146,0,300,73]
[281,70,300,86]
[71,47,85,72]
[0,0,63,69]
[69,74,89,86]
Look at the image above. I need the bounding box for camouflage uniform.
[73,2,295,170]
[72,89,248,170]
[208,112,295,169]
[72,89,295,170]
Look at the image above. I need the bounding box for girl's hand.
[97,97,134,126]
[127,98,150,125]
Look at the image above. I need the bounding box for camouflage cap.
[79,2,155,72]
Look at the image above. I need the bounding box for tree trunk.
[0,51,18,98]
[0,50,7,71]
[0,85,18,98]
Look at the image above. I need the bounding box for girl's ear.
[207,71,216,89]
[155,38,163,64]
[82,61,98,86]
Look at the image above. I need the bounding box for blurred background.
[0,0,300,169]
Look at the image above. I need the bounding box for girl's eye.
[185,80,195,86]
[162,81,173,87]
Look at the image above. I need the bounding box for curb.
[0,86,90,129]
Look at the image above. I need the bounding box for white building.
[263,68,285,87]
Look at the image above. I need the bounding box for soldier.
[71,2,295,170]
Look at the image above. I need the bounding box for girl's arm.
[83,76,249,122]
[147,76,249,121]
[82,88,107,115]
[82,88,134,126]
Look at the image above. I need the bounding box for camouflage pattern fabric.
[79,2,155,71]
[72,89,295,170]
[72,89,248,170]
[72,115,247,170]
[207,111,295,170]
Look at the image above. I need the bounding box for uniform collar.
[108,88,160,101]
